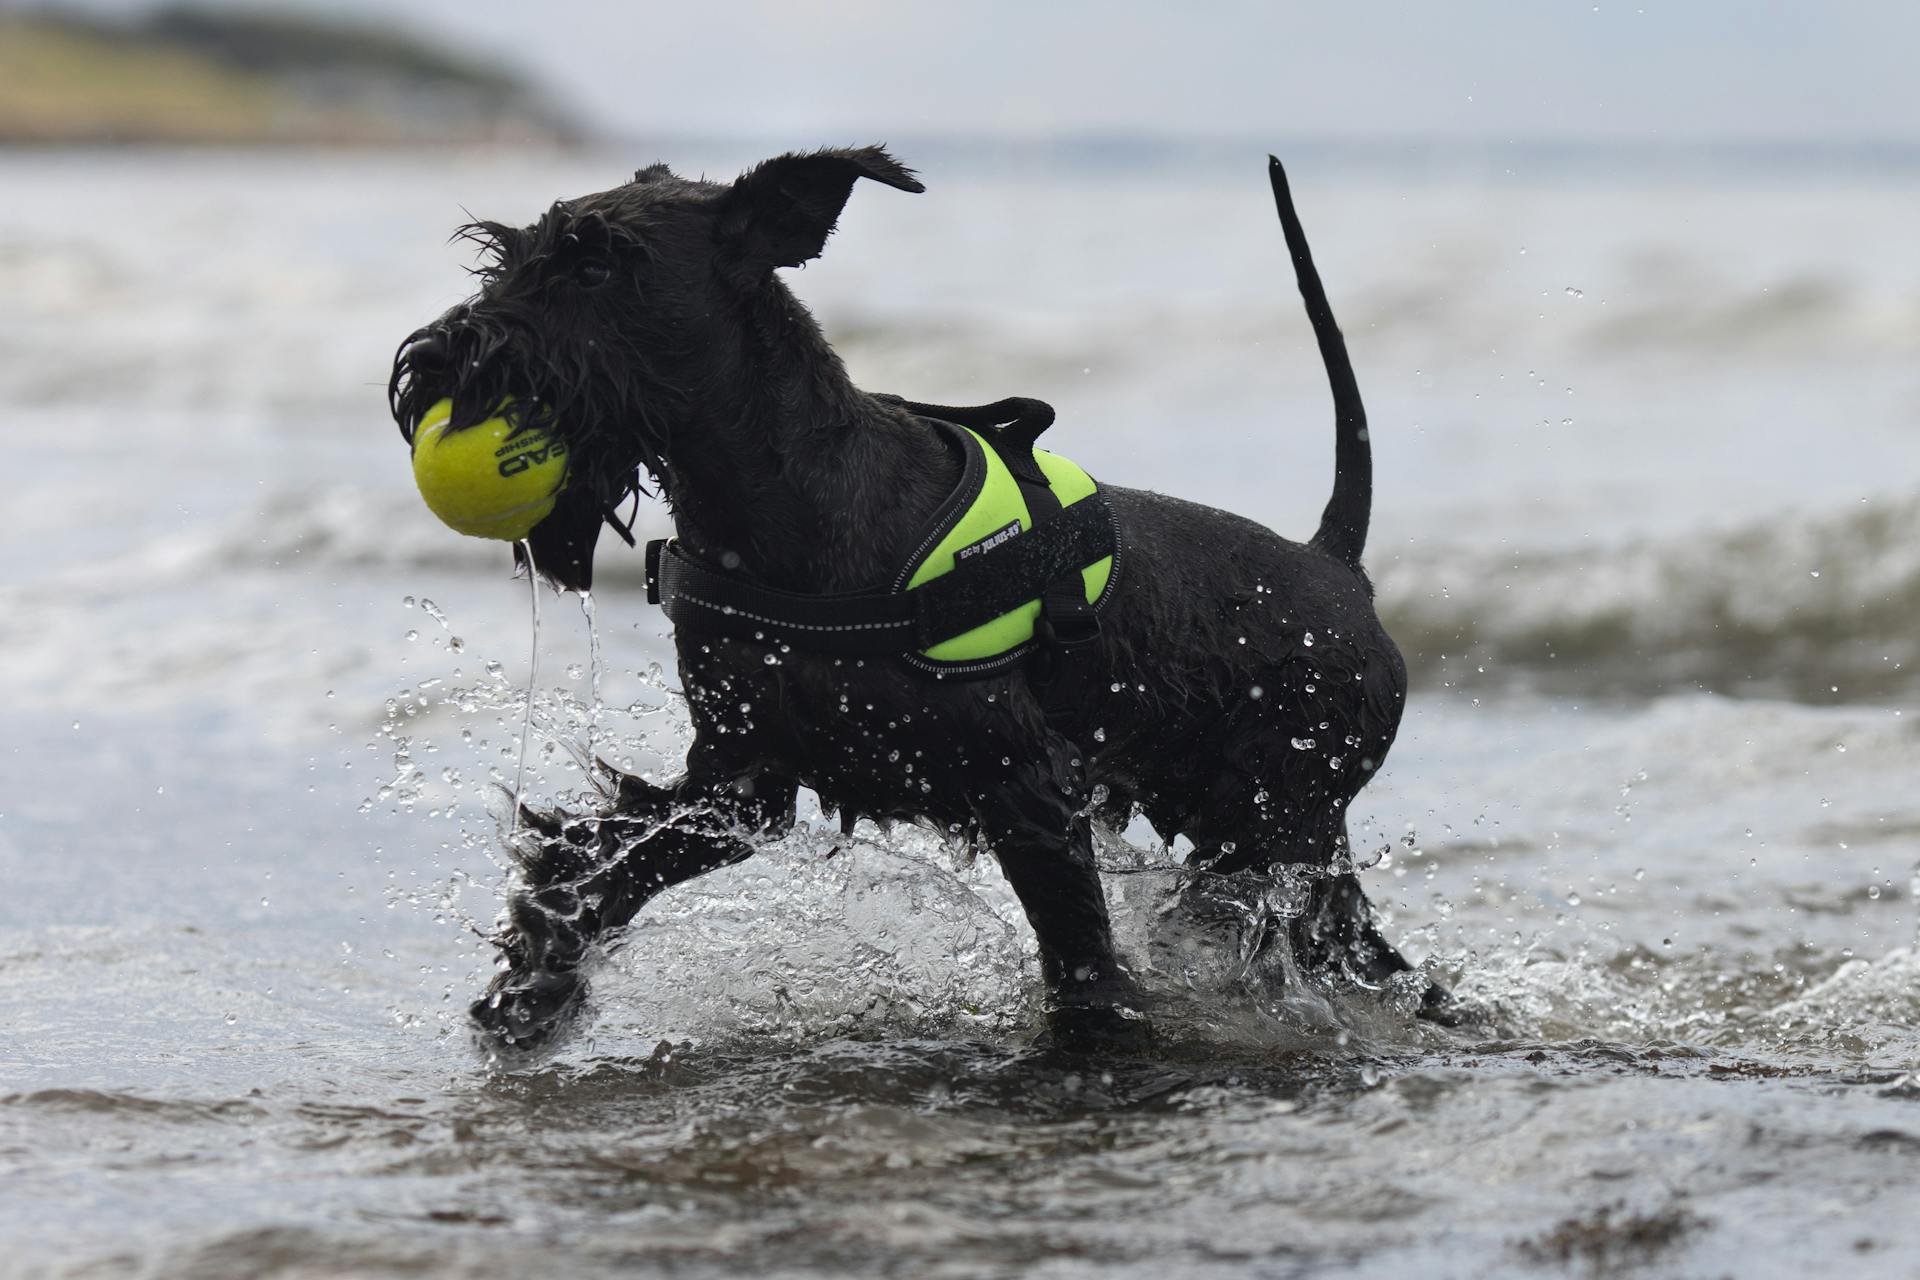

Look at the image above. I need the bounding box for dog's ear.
[721,146,923,270]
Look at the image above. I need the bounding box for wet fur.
[389,147,1445,1055]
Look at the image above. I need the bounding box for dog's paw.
[1041,1001,1157,1055]
[1412,980,1478,1031]
[469,967,588,1062]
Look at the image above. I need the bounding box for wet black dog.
[390,147,1444,1054]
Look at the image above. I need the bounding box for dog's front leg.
[471,766,796,1055]
[970,744,1150,1052]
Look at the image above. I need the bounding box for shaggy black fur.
[389,147,1449,1055]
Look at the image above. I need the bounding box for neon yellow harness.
[647,399,1119,684]
[905,427,1113,664]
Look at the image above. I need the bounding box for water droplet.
[1302,632,1315,647]
[1564,286,1583,298]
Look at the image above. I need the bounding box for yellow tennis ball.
[410,398,568,541]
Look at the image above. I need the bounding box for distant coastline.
[0,6,580,146]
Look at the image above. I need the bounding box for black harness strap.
[648,539,919,654]
[647,491,1114,658]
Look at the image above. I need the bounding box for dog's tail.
[1269,156,1370,570]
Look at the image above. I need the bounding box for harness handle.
[877,395,1053,443]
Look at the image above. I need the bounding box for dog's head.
[389,146,923,590]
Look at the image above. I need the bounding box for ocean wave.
[47,482,1918,705]
[824,272,1920,385]
[3,250,1914,418]
[1375,491,1920,700]
[303,485,1920,702]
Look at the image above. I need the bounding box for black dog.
[390,147,1444,1054]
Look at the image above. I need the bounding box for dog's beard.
[389,310,675,590]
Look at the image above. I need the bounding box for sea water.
[1,145,1917,1278]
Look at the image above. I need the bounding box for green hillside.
[0,7,577,145]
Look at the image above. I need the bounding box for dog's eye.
[574,257,613,288]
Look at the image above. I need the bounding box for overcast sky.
[47,0,1920,142]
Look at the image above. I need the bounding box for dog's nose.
[402,331,452,374]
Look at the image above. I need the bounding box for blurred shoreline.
[0,6,578,146]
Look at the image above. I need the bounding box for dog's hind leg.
[1290,867,1465,1026]
[1172,785,1458,1021]
[472,765,797,1055]
[1286,846,1413,988]
[965,734,1150,1052]
[1193,797,1414,989]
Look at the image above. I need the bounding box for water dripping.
[509,539,542,838]
[580,589,605,763]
